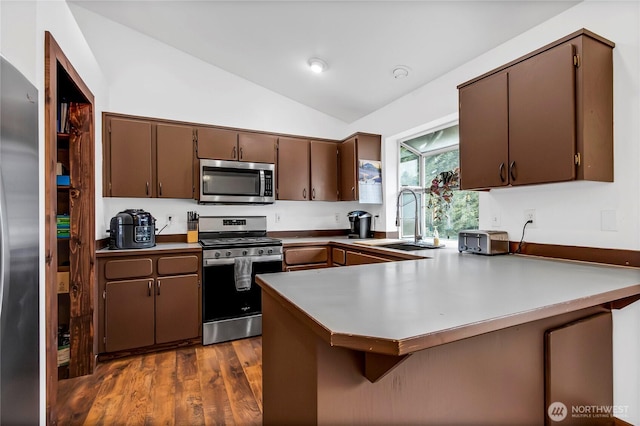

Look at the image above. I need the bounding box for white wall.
[346,1,640,422]
[349,1,640,250]
[1,1,38,83]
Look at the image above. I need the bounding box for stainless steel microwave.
[199,159,275,204]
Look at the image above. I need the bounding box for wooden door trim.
[45,31,96,425]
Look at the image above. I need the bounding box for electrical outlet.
[334,213,340,223]
[490,214,501,227]
[524,209,536,228]
[275,213,281,223]
[167,214,174,226]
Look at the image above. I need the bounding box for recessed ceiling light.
[308,58,328,74]
[393,66,410,79]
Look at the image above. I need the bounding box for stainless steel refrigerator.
[0,56,40,424]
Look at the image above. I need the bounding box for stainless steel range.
[199,216,283,345]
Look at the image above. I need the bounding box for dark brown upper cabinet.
[104,114,194,198]
[239,132,277,163]
[339,137,357,201]
[156,123,194,198]
[310,141,338,201]
[338,134,381,201]
[277,137,310,200]
[458,29,614,190]
[104,112,382,202]
[196,127,276,164]
[276,138,338,201]
[107,117,153,197]
[196,127,237,160]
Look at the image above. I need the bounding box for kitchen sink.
[380,242,444,251]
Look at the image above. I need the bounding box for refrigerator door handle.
[0,170,9,319]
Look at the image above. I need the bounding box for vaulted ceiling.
[69,1,580,123]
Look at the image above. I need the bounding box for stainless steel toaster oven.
[458,230,509,255]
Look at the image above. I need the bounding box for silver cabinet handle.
[147,280,152,297]
[312,188,316,199]
[159,181,163,196]
[232,146,237,159]
[351,187,355,199]
[239,147,243,160]
[303,188,307,199]
[157,280,161,296]
[499,163,506,182]
[146,181,149,196]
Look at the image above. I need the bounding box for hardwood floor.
[57,337,263,425]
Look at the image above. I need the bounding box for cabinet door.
[459,72,509,190]
[508,43,576,186]
[332,247,346,266]
[277,137,309,200]
[310,141,338,201]
[105,278,155,352]
[157,123,194,198]
[155,274,200,344]
[339,138,357,201]
[108,118,152,197]
[196,127,238,160]
[354,134,381,161]
[239,133,276,163]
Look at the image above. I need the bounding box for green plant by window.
[427,168,459,228]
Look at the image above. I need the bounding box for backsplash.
[100,198,383,239]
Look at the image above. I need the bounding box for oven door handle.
[204,254,283,267]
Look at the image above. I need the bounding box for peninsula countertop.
[256,247,640,355]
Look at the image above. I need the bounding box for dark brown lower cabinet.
[155,274,199,344]
[105,279,155,352]
[544,312,613,426]
[97,250,202,354]
[283,246,331,271]
[104,274,199,352]
[345,251,391,265]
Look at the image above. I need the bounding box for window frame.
[397,119,462,240]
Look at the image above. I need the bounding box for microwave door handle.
[259,170,265,196]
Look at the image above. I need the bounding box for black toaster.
[109,209,156,249]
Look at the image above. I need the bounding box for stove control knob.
[258,249,264,255]
[242,250,248,256]
[267,248,273,254]
[225,251,231,257]
[214,251,220,258]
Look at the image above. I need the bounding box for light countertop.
[256,246,640,355]
[96,242,202,257]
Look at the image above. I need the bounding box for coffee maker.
[348,211,372,239]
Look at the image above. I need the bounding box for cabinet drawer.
[332,248,346,266]
[104,258,153,280]
[284,247,328,266]
[157,255,199,275]
[346,251,390,266]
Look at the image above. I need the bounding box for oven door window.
[202,167,260,197]
[203,260,281,322]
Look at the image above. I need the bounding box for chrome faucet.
[396,188,422,243]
